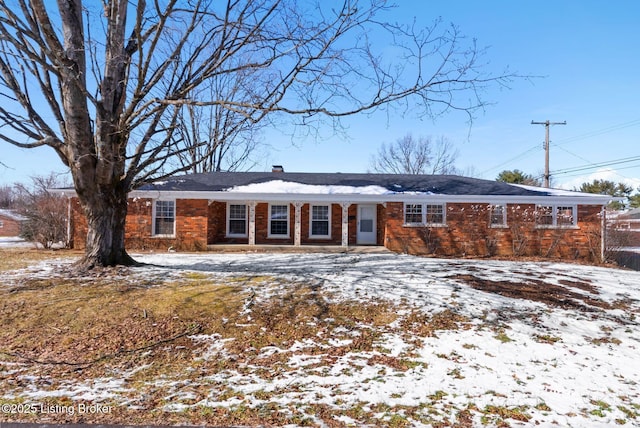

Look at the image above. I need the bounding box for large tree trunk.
[76,185,137,269]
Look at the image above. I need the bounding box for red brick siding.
[71,197,208,250]
[377,204,386,246]
[0,215,23,237]
[70,198,87,248]
[255,203,294,244]
[384,202,603,261]
[68,196,604,261]
[300,203,342,245]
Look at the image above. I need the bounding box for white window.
[556,206,576,227]
[536,205,577,228]
[227,203,247,237]
[425,204,445,225]
[310,204,331,238]
[153,200,175,236]
[404,204,423,224]
[403,203,446,226]
[0,220,3,228]
[489,204,507,227]
[269,204,289,237]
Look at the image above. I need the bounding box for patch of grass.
[367,354,425,371]
[447,367,464,379]
[494,329,513,343]
[428,390,448,401]
[586,336,622,346]
[618,404,640,419]
[535,402,552,411]
[589,399,611,417]
[0,248,75,272]
[534,334,562,344]
[400,309,470,338]
[386,413,411,427]
[482,404,531,423]
[0,272,248,377]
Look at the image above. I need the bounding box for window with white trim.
[556,206,576,227]
[0,220,4,228]
[535,205,576,228]
[227,204,247,236]
[310,204,331,238]
[269,204,289,237]
[425,204,445,225]
[403,203,446,226]
[404,204,423,224]
[489,204,507,227]
[153,200,175,236]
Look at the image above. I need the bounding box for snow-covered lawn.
[1,251,639,427]
[0,237,31,248]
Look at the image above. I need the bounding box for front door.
[357,205,377,245]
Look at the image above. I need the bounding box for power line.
[553,117,640,146]
[555,163,640,180]
[479,117,640,178]
[478,144,540,177]
[552,155,640,176]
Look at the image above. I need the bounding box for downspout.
[600,205,606,262]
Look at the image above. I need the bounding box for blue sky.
[1,1,639,192]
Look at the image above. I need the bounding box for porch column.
[294,202,303,246]
[248,201,257,246]
[341,202,352,247]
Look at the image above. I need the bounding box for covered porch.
[206,199,386,248]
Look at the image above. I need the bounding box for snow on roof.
[226,180,393,195]
[0,209,27,221]
[128,172,616,204]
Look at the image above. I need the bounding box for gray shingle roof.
[139,171,552,196]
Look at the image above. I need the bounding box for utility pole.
[531,120,566,187]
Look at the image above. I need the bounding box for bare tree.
[0,185,14,209]
[370,134,459,174]
[0,0,516,269]
[172,72,268,173]
[13,174,69,249]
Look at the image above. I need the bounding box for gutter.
[50,187,621,206]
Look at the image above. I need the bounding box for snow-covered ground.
[1,252,639,427]
[0,237,32,248]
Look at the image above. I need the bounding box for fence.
[609,250,640,271]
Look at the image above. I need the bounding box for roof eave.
[128,189,617,205]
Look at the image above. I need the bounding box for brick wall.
[0,215,22,237]
[70,198,87,248]
[68,197,604,261]
[384,202,603,261]
[299,203,343,245]
[71,197,208,250]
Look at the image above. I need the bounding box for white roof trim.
[50,187,619,205]
[126,189,617,206]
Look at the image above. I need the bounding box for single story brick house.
[65,170,616,261]
[0,209,27,238]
